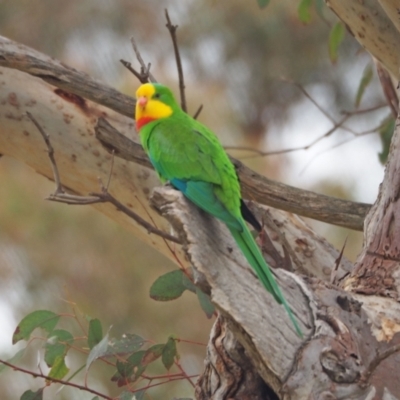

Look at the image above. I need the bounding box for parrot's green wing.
[141,107,302,337]
[144,112,242,219]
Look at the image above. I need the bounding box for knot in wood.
[336,295,362,315]
[320,348,361,384]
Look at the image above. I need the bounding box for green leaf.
[257,0,270,9]
[150,270,188,301]
[13,310,60,344]
[378,114,395,164]
[142,344,164,366]
[196,288,215,318]
[112,351,146,386]
[88,318,103,350]
[48,355,69,380]
[328,22,345,63]
[104,333,145,357]
[355,64,373,107]
[86,332,110,371]
[91,397,100,400]
[114,360,134,387]
[20,388,44,400]
[117,392,134,400]
[133,391,145,400]
[117,391,145,400]
[298,0,313,24]
[0,348,26,374]
[126,350,146,368]
[182,272,196,293]
[45,329,74,367]
[162,336,177,370]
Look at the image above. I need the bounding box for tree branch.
[165,9,187,112]
[27,112,180,244]
[95,117,370,231]
[0,36,371,231]
[0,359,113,400]
[0,36,135,118]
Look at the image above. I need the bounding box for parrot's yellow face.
[135,83,173,130]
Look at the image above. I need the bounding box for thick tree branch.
[0,359,113,400]
[0,36,370,231]
[95,117,370,231]
[0,36,135,118]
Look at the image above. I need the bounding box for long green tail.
[228,220,303,337]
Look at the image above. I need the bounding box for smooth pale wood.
[326,0,400,79]
[0,66,184,265]
[379,0,400,36]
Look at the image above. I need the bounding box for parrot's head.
[135,83,177,131]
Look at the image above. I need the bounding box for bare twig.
[134,373,199,393]
[26,112,63,193]
[173,359,196,388]
[89,186,181,244]
[120,59,151,84]
[46,183,180,244]
[28,113,180,244]
[165,9,187,112]
[225,115,350,159]
[341,103,387,116]
[130,37,156,84]
[283,78,362,135]
[193,104,203,120]
[0,359,113,400]
[226,101,388,160]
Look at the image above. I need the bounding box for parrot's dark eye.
[154,93,161,99]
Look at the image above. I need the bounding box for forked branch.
[27,112,180,244]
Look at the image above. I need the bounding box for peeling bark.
[344,111,400,298]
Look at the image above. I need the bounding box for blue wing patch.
[171,178,242,231]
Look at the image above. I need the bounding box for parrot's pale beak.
[137,96,148,108]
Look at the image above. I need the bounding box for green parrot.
[135,83,302,336]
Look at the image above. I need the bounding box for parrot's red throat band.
[136,117,157,131]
